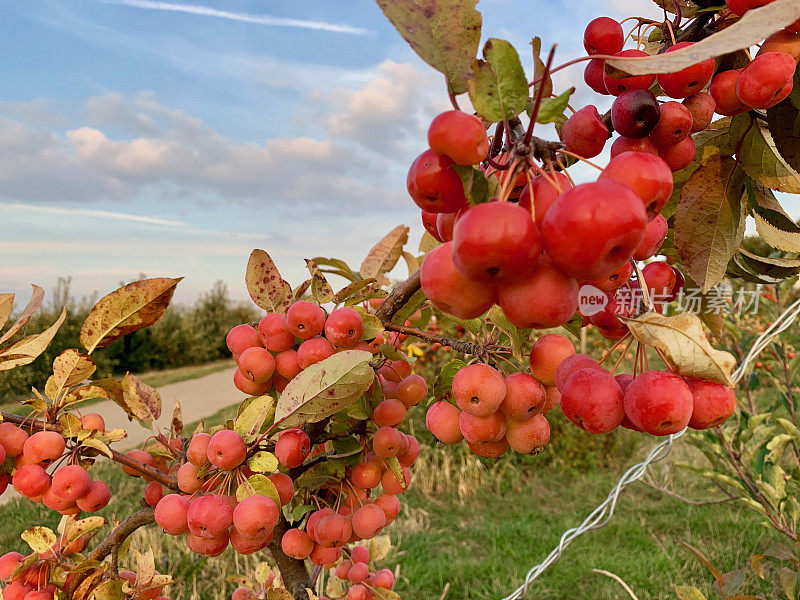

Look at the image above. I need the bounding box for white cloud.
[320,61,449,156]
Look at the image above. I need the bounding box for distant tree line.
[1,278,258,399]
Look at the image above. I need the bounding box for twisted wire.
[500,297,800,600]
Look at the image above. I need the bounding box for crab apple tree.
[3,0,800,599]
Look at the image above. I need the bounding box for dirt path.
[1,367,244,505]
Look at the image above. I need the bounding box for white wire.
[500,296,800,600]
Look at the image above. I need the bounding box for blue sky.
[1,0,682,305]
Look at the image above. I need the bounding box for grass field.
[0,399,779,600]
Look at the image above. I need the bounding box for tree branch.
[0,411,179,490]
[269,516,311,600]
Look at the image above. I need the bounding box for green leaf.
[534,87,574,124]
[353,307,383,340]
[486,305,525,361]
[305,259,334,304]
[767,97,800,173]
[384,455,407,492]
[733,116,800,194]
[432,359,466,401]
[735,248,800,281]
[274,350,374,428]
[235,474,281,505]
[468,38,529,123]
[310,257,360,282]
[674,586,708,600]
[747,182,800,252]
[234,395,276,443]
[376,0,481,95]
[453,165,497,206]
[248,451,279,474]
[674,154,746,292]
[117,372,162,425]
[391,288,427,326]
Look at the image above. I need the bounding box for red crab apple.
[452,363,506,416]
[624,370,693,435]
[561,369,625,433]
[657,42,716,98]
[506,414,550,454]
[599,151,673,218]
[561,105,608,158]
[528,334,575,387]
[541,180,646,281]
[498,255,579,329]
[427,111,489,165]
[603,49,655,95]
[584,17,624,55]
[275,429,311,468]
[406,149,468,213]
[452,202,541,284]
[500,372,547,420]
[683,92,716,132]
[420,242,496,319]
[686,378,737,429]
[425,401,464,444]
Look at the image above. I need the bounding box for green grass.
[136,360,235,388]
[390,464,773,600]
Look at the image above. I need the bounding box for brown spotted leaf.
[0,284,44,344]
[275,350,374,429]
[80,278,181,353]
[171,400,183,436]
[51,349,96,398]
[118,373,162,425]
[305,259,334,304]
[606,0,800,76]
[626,312,736,386]
[360,225,409,286]
[62,385,109,408]
[246,249,292,313]
[674,155,746,292]
[0,307,67,371]
[376,0,481,95]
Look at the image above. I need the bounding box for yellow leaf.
[360,226,409,286]
[254,562,273,585]
[81,437,113,459]
[63,385,110,408]
[625,312,736,386]
[369,535,392,562]
[80,277,181,353]
[246,249,292,313]
[65,516,107,543]
[0,293,14,332]
[0,284,44,344]
[267,588,294,600]
[236,474,281,505]
[0,307,67,371]
[673,586,708,600]
[51,349,97,398]
[118,373,162,424]
[21,526,57,554]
